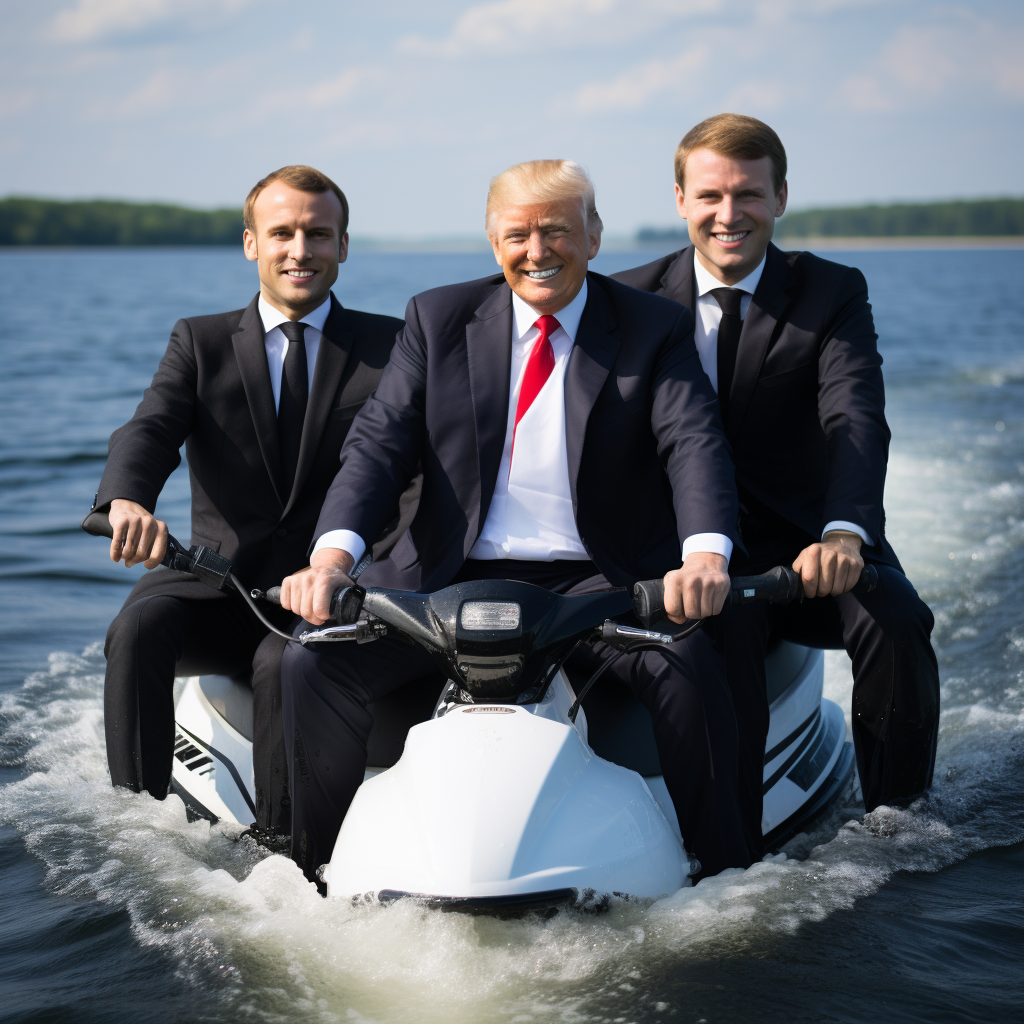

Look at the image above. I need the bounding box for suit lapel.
[231,295,285,507]
[727,243,797,435]
[465,282,514,532]
[564,275,623,505]
[660,245,695,310]
[281,294,350,518]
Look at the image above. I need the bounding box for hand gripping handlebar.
[631,564,879,629]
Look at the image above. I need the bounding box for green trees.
[0,198,243,246]
[636,198,1024,244]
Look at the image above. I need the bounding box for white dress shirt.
[258,294,330,411]
[315,279,733,567]
[469,283,591,560]
[693,254,871,547]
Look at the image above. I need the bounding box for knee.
[874,569,935,637]
[104,596,178,660]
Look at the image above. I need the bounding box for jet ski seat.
[193,640,814,775]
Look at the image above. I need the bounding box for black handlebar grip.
[853,564,878,596]
[330,584,367,625]
[81,508,114,539]
[632,578,666,628]
[728,566,804,607]
[264,586,282,605]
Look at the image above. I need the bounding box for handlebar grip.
[632,578,666,628]
[264,586,282,605]
[852,564,878,596]
[81,509,114,539]
[330,584,366,625]
[728,566,803,607]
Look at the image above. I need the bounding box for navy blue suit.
[283,271,749,881]
[613,245,940,848]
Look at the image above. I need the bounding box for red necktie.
[510,314,559,463]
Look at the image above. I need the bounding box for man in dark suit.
[279,159,747,882]
[96,165,407,842]
[613,114,940,859]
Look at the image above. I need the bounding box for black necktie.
[710,287,743,421]
[277,320,308,495]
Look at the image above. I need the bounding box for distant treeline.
[0,198,243,246]
[636,197,1024,244]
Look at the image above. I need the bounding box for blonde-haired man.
[614,115,939,859]
[280,159,749,882]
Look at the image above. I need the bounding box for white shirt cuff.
[312,529,366,564]
[681,533,733,564]
[822,520,873,547]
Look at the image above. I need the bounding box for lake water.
[1,246,1022,1024]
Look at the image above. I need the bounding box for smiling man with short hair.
[279,159,750,884]
[96,165,410,844]
[614,115,940,860]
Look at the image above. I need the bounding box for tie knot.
[533,314,561,340]
[280,320,306,344]
[709,288,744,317]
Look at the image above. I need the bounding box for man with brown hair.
[614,115,940,860]
[96,165,409,843]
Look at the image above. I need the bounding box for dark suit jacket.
[612,244,899,570]
[96,292,408,597]
[314,271,739,592]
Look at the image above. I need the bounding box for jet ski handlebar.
[631,564,878,629]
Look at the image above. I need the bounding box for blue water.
[0,246,1022,1023]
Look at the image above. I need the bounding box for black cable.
[229,573,303,643]
[567,651,624,724]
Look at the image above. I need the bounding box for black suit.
[283,272,749,881]
[613,245,939,847]
[97,292,409,829]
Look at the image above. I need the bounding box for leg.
[719,602,772,863]
[251,627,295,832]
[569,627,749,880]
[282,635,439,880]
[103,591,265,796]
[834,567,939,810]
[773,566,940,811]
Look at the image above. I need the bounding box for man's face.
[489,197,600,314]
[675,149,787,285]
[243,181,349,318]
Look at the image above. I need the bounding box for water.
[1,246,1022,1023]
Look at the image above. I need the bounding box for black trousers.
[103,583,295,830]
[723,562,939,861]
[281,559,750,884]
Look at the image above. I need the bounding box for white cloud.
[397,0,719,56]
[572,45,708,112]
[51,0,254,43]
[839,17,1024,112]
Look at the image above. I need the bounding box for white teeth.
[288,270,315,277]
[525,267,560,279]
[714,232,748,242]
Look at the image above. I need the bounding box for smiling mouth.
[525,267,561,280]
[286,269,316,279]
[712,231,750,243]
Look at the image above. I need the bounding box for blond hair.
[675,114,787,195]
[243,164,349,235]
[485,160,603,235]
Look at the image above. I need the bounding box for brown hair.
[485,159,603,236]
[675,114,787,195]
[243,164,350,235]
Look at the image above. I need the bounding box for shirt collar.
[693,253,766,298]
[258,293,333,336]
[511,277,588,343]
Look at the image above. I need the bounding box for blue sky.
[2,0,1022,235]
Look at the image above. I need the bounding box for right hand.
[280,548,355,625]
[109,498,169,569]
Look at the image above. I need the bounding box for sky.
[1,0,1022,236]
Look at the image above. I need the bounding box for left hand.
[792,531,864,598]
[663,552,730,622]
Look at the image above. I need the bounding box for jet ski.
[83,510,863,907]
